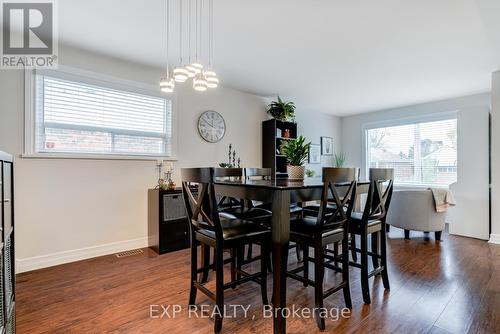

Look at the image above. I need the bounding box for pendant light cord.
[179,0,183,65]
[166,0,170,73]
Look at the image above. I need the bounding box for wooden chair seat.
[218,207,272,222]
[349,212,383,234]
[197,218,270,243]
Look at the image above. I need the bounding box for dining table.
[214,178,370,334]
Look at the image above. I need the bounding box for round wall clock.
[197,110,226,143]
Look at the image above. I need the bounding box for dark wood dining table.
[214,178,369,334]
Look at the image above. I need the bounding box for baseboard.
[16,237,148,273]
[489,234,500,245]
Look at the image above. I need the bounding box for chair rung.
[288,266,305,275]
[323,282,346,298]
[193,281,216,301]
[368,266,384,278]
[349,261,362,268]
[287,272,316,286]
[323,261,343,273]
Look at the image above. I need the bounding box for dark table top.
[214,178,370,190]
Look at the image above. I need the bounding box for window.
[365,117,457,187]
[29,70,172,158]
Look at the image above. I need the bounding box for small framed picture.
[321,137,334,155]
[309,144,321,164]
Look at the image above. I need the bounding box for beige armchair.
[386,189,446,240]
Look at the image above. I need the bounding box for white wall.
[0,45,342,272]
[296,111,342,177]
[341,94,491,240]
[490,71,500,244]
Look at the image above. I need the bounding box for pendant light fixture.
[184,0,197,78]
[160,0,175,93]
[193,0,208,91]
[161,0,218,93]
[190,0,203,75]
[173,0,189,82]
[204,0,218,88]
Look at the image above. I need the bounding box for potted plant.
[267,96,296,122]
[280,136,311,180]
[334,152,346,167]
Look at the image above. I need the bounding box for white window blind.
[34,74,172,157]
[366,118,457,187]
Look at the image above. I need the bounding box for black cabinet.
[262,119,298,179]
[148,189,190,255]
[0,151,15,334]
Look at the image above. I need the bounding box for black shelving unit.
[0,151,15,334]
[262,119,298,179]
[148,189,190,255]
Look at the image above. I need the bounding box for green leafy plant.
[334,152,346,167]
[305,169,316,177]
[280,136,311,166]
[267,96,296,121]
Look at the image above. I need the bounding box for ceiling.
[58,0,500,116]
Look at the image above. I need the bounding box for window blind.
[366,118,457,187]
[34,74,172,156]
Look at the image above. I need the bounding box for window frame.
[362,111,458,188]
[24,65,178,160]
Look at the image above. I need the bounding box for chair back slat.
[214,168,243,210]
[362,168,394,222]
[182,167,223,237]
[244,168,272,180]
[316,168,357,230]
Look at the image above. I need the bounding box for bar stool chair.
[181,168,270,334]
[349,168,394,304]
[287,167,357,330]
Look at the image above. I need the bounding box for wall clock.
[197,110,226,143]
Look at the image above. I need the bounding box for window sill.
[20,153,178,161]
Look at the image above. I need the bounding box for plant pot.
[287,165,305,180]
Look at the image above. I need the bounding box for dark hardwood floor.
[16,228,500,334]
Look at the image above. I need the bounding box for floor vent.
[115,249,144,258]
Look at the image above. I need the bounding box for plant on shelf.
[334,152,346,167]
[305,169,316,178]
[267,95,296,122]
[280,135,311,180]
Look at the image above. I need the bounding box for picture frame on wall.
[309,144,321,164]
[321,136,333,155]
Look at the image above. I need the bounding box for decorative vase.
[283,129,290,138]
[287,165,305,180]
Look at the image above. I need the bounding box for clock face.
[198,111,226,143]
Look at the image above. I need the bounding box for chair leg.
[351,234,358,262]
[380,225,390,290]
[236,245,244,281]
[200,244,210,283]
[404,229,411,240]
[386,224,390,232]
[230,248,237,289]
[214,244,224,334]
[342,236,352,309]
[189,238,198,307]
[435,231,442,241]
[371,232,379,270]
[303,243,309,287]
[246,243,253,260]
[260,241,269,305]
[333,242,339,267]
[314,246,326,330]
[295,243,303,262]
[360,232,371,304]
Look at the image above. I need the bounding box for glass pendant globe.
[160,76,175,93]
[191,62,203,74]
[173,67,189,82]
[193,73,208,91]
[185,64,197,78]
[204,70,219,88]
